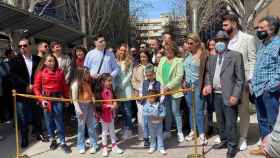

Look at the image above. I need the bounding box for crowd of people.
[0,14,279,158]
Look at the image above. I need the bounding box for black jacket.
[9,54,41,94]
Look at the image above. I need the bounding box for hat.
[215,31,229,40]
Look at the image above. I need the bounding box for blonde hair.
[116,43,132,72]
[186,33,206,54]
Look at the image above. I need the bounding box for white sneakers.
[102,146,123,157]
[239,138,248,151]
[214,136,221,143]
[185,131,194,141]
[177,133,185,142]
[102,147,108,157]
[112,146,123,154]
[148,148,155,154]
[79,149,85,154]
[159,149,167,155]
[148,148,167,155]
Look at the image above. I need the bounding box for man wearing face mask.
[203,31,245,158]
[222,14,257,151]
[250,15,280,156]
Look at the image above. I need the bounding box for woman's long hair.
[186,33,206,59]
[116,43,132,72]
[71,67,91,99]
[36,54,59,73]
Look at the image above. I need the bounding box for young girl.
[71,67,98,154]
[98,73,123,157]
[143,90,166,155]
[33,54,71,153]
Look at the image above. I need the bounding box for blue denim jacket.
[143,102,166,123]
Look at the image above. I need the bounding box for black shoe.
[50,140,58,150]
[144,138,149,148]
[213,142,227,149]
[37,134,49,142]
[61,144,71,153]
[227,151,237,158]
[21,136,29,148]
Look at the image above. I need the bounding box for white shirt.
[228,31,241,50]
[23,54,33,83]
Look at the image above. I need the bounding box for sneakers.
[214,136,221,144]
[199,134,208,145]
[178,133,185,142]
[49,140,58,150]
[185,131,194,141]
[102,147,108,157]
[61,144,71,153]
[112,145,123,154]
[159,149,167,155]
[79,149,85,154]
[148,148,155,154]
[239,139,247,151]
[256,138,261,146]
[86,138,91,147]
[90,147,97,154]
[123,130,132,140]
[163,132,171,140]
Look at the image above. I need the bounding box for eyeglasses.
[18,44,28,48]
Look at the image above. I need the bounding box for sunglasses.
[187,42,194,45]
[18,44,28,48]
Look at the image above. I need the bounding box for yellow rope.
[15,88,192,103]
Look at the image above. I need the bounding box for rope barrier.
[15,88,192,103]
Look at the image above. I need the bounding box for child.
[71,67,98,154]
[143,90,166,155]
[98,73,123,157]
[138,64,161,147]
[33,54,71,153]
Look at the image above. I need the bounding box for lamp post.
[190,0,200,33]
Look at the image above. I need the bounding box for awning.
[0,2,84,43]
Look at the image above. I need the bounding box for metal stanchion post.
[187,85,204,158]
[12,90,30,158]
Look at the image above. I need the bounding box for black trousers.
[213,93,238,153]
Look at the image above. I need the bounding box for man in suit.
[203,31,245,158]
[9,38,44,148]
[223,14,256,151]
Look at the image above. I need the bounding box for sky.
[144,0,172,19]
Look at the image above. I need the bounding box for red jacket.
[33,67,69,111]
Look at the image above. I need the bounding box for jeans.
[164,96,183,133]
[137,102,149,139]
[255,91,280,138]
[77,104,98,150]
[120,101,133,130]
[184,83,205,134]
[43,101,65,144]
[149,122,164,150]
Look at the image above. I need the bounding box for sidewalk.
[0,114,264,158]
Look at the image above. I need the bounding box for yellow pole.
[12,90,20,158]
[187,85,204,158]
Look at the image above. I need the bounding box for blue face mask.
[215,42,226,53]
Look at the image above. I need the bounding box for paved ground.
[0,114,265,158]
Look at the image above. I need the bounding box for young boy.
[143,90,166,155]
[138,64,161,147]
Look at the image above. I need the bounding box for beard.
[226,27,234,34]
